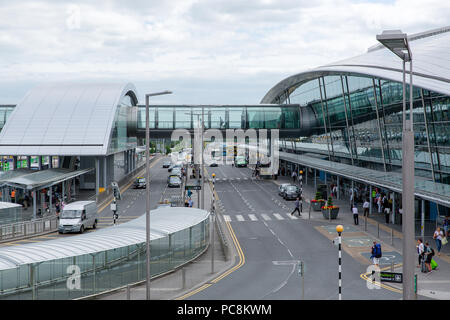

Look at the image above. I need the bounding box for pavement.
[272,174,450,300]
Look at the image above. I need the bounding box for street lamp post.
[145,90,172,300]
[377,30,415,300]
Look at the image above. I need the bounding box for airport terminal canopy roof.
[262,26,450,103]
[0,207,210,270]
[0,168,34,187]
[0,168,94,190]
[0,82,138,156]
[280,151,450,207]
[0,202,22,210]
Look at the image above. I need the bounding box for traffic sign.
[379,271,403,283]
[185,185,201,190]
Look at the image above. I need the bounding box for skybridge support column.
[95,157,100,203]
[103,157,107,191]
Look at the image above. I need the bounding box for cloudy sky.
[0,0,449,104]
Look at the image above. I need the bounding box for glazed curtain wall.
[0,218,210,300]
[279,73,449,184]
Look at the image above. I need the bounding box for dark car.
[210,161,218,167]
[133,177,146,189]
[283,185,300,200]
[167,175,182,188]
[168,163,181,172]
[162,161,171,168]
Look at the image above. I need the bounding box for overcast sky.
[0,0,449,105]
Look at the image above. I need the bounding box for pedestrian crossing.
[208,177,256,182]
[222,212,304,222]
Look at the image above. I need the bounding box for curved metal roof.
[262,26,450,103]
[0,207,210,271]
[0,82,138,156]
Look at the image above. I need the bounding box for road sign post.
[298,260,305,300]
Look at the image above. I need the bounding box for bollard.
[364,216,367,232]
[377,223,380,238]
[391,261,394,272]
[391,228,394,246]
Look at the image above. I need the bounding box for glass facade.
[108,93,138,154]
[0,215,210,300]
[274,73,450,186]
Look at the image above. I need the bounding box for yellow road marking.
[175,179,246,300]
[360,264,403,294]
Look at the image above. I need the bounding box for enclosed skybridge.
[134,104,317,139]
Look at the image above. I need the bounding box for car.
[210,161,219,167]
[168,163,182,172]
[235,156,247,167]
[167,175,182,188]
[171,167,183,177]
[278,183,291,196]
[133,177,146,189]
[162,161,171,168]
[283,185,301,200]
[58,201,98,234]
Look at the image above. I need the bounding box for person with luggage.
[424,241,435,273]
[370,241,382,267]
[433,227,444,256]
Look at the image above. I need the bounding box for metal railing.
[0,215,59,242]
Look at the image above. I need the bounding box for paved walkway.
[273,174,450,300]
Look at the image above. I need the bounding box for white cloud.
[0,0,449,103]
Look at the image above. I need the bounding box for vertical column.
[38,156,42,170]
[372,79,387,172]
[337,176,340,200]
[49,186,52,215]
[26,156,31,169]
[392,192,396,224]
[103,157,107,190]
[314,169,317,190]
[33,190,37,220]
[49,156,53,169]
[13,156,17,170]
[369,185,373,215]
[95,157,100,203]
[421,200,425,239]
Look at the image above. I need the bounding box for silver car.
[278,183,291,196]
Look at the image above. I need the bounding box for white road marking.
[287,213,299,220]
[236,215,245,221]
[273,213,285,220]
[224,215,231,222]
[261,214,272,221]
[248,214,258,221]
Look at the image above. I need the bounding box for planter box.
[322,208,340,219]
[311,201,325,211]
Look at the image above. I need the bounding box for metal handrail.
[0,215,59,242]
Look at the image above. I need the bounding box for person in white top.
[416,238,425,267]
[363,199,370,217]
[433,227,444,256]
[352,204,359,225]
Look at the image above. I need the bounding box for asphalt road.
[0,156,181,246]
[189,164,400,300]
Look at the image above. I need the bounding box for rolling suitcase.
[421,256,427,273]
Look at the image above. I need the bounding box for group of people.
[417,238,438,273]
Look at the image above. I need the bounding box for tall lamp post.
[145,90,172,300]
[377,30,415,300]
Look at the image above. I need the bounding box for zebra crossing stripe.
[236,215,245,221]
[273,213,285,220]
[261,214,272,221]
[248,214,258,221]
[224,215,231,222]
[287,213,299,220]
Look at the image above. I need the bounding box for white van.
[58,201,98,234]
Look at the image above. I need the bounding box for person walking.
[291,197,302,216]
[417,238,425,268]
[352,203,359,225]
[291,170,297,184]
[370,241,382,267]
[188,198,194,208]
[363,199,370,217]
[443,217,449,237]
[384,205,391,224]
[433,227,444,256]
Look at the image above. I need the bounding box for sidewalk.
[274,174,450,300]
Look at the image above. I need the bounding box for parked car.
[278,183,291,196]
[58,201,98,234]
[168,163,182,172]
[162,160,171,168]
[167,175,182,188]
[133,177,146,189]
[283,185,301,200]
[171,167,183,178]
